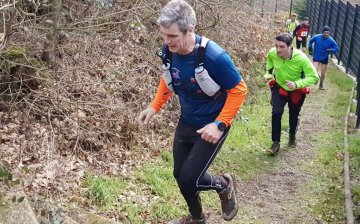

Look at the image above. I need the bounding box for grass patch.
[300,63,353,223]
[133,150,220,222]
[349,133,360,220]
[133,151,187,222]
[353,185,360,220]
[136,153,186,218]
[304,131,345,222]
[82,174,127,210]
[213,93,278,180]
[326,64,354,91]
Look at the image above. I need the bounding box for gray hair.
[157,0,196,34]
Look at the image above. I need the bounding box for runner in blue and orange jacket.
[138,0,247,223]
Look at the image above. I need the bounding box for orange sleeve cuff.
[150,77,173,112]
[216,79,248,126]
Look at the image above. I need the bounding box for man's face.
[291,16,296,21]
[275,40,291,59]
[160,23,192,54]
[322,31,330,39]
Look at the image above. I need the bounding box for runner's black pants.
[173,120,229,219]
[271,86,306,142]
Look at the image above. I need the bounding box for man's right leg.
[172,122,204,221]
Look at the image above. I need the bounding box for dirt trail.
[206,76,337,224]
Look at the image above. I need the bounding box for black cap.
[322,25,331,33]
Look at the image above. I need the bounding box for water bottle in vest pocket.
[195,66,220,96]
[162,63,174,92]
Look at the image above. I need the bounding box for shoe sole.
[223,174,239,221]
[267,148,279,155]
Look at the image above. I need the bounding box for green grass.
[135,152,187,221]
[300,63,354,223]
[82,174,128,210]
[353,184,360,220]
[304,131,345,222]
[349,133,360,220]
[326,64,354,92]
[212,93,278,180]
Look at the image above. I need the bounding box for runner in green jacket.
[263,33,319,155]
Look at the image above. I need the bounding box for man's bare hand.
[138,108,156,125]
[285,80,296,90]
[263,74,273,82]
[196,123,224,144]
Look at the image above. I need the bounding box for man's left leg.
[319,63,328,89]
[288,94,306,147]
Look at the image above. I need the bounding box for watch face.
[218,122,226,131]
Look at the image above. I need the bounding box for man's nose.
[163,36,171,45]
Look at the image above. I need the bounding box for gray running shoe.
[218,174,238,221]
[288,134,296,147]
[270,141,280,155]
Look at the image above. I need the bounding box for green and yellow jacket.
[265,47,319,91]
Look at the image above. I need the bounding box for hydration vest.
[156,36,221,97]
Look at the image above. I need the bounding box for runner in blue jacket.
[308,26,339,89]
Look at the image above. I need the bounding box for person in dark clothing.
[293,17,310,52]
[308,25,339,89]
[263,33,319,154]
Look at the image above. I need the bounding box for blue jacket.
[169,35,241,127]
[309,34,339,62]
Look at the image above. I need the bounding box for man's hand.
[327,48,332,53]
[297,37,302,41]
[197,123,223,144]
[263,74,273,82]
[138,108,156,125]
[308,48,313,55]
[285,80,297,90]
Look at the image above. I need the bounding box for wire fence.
[307,0,360,128]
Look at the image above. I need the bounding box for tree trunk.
[41,0,62,65]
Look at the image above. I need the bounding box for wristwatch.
[214,121,226,131]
